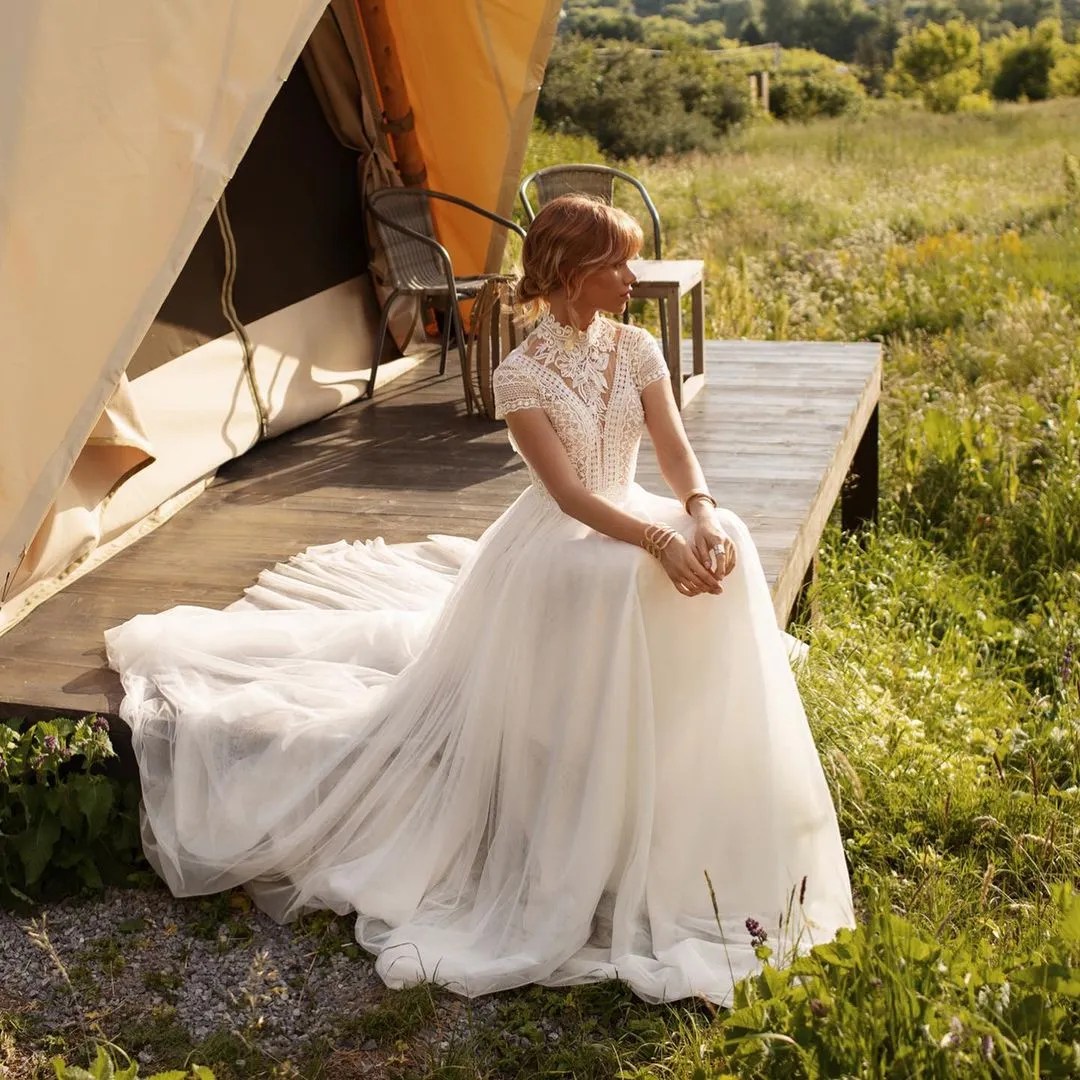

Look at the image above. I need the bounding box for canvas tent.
[0,0,560,636]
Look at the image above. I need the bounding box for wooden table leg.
[678,280,706,410]
[664,288,683,410]
[841,403,879,532]
[692,280,705,378]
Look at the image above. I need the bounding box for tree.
[799,0,883,60]
[992,17,1064,98]
[763,0,805,45]
[892,18,982,84]
[890,19,986,111]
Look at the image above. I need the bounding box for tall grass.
[515,98,1080,1078]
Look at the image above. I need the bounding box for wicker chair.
[518,164,666,344]
[365,187,527,398]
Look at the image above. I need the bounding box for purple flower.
[809,998,829,1018]
[43,735,59,753]
[981,1033,994,1060]
[92,717,109,734]
[745,917,768,946]
[31,754,45,770]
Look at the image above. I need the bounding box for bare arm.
[504,407,722,594]
[504,407,653,545]
[641,374,738,576]
[641,375,712,522]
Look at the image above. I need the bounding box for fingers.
[684,551,722,594]
[723,537,737,575]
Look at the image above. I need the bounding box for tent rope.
[215,195,270,441]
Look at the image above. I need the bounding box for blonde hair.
[516,195,643,315]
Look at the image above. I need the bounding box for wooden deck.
[0,339,880,722]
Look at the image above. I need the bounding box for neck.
[546,294,597,333]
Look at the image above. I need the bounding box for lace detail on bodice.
[492,314,670,499]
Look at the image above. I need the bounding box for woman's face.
[574,257,638,316]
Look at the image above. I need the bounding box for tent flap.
[0,0,328,598]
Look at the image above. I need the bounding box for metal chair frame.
[366,187,526,398]
[518,164,667,349]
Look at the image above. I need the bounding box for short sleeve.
[631,328,670,393]
[493,360,542,419]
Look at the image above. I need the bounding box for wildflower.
[43,735,59,753]
[981,1033,994,1060]
[809,998,829,1019]
[31,754,45,770]
[940,1016,964,1049]
[92,717,110,734]
[745,917,767,946]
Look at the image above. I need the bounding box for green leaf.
[1012,963,1080,996]
[13,814,62,886]
[50,1062,96,1080]
[91,1046,115,1080]
[76,779,116,838]
[1053,883,1080,944]
[147,1072,190,1080]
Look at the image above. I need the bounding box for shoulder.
[492,350,541,418]
[492,348,533,390]
[617,322,668,390]
[612,320,659,355]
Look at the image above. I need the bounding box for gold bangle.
[683,489,717,516]
[641,523,678,560]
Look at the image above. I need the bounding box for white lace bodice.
[492,313,670,498]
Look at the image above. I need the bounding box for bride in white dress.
[105,194,854,1005]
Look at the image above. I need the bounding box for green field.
[497,98,1080,1078]
[7,99,1080,1078]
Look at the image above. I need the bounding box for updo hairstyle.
[515,194,643,315]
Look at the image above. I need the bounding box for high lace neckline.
[529,310,616,419]
[536,308,602,342]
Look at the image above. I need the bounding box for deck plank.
[0,339,880,720]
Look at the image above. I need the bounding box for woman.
[106,194,854,1005]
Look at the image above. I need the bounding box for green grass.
[526,98,1080,1078]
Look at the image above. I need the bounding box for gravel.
[0,885,582,1077]
[0,885,391,1068]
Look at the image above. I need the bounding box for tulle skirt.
[105,482,854,1004]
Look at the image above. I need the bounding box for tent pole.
[355,0,427,187]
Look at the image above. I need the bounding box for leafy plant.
[0,717,144,907]
[51,1045,214,1080]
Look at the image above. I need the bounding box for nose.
[625,265,637,286]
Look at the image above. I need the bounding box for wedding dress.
[105,312,855,1005]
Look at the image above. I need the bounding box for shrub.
[889,19,986,112]
[1050,49,1080,96]
[768,69,867,119]
[0,717,144,907]
[537,36,751,158]
[992,27,1060,101]
[922,67,986,113]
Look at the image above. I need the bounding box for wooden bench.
[0,338,881,723]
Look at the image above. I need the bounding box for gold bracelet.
[641,523,678,560]
[683,489,717,516]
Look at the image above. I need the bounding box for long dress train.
[105,312,854,1005]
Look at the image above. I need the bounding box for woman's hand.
[658,534,723,597]
[689,509,737,581]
